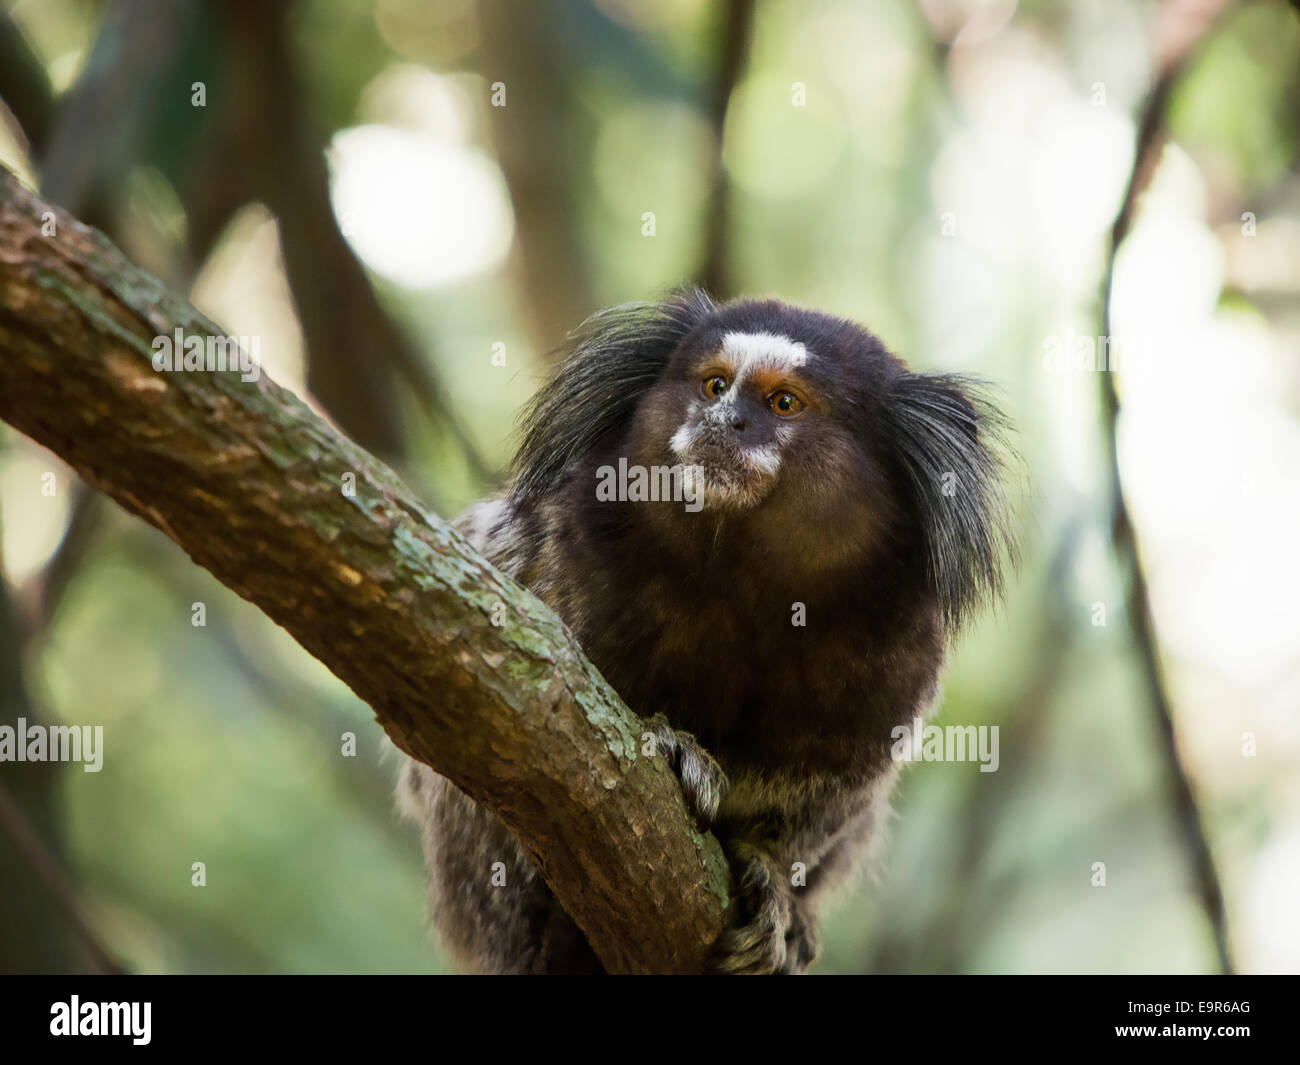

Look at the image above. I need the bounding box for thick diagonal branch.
[0,167,729,974]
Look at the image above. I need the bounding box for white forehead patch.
[720,331,809,380]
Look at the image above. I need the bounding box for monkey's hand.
[709,839,802,974]
[645,715,727,830]
[782,906,820,974]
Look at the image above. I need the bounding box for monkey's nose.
[729,413,749,432]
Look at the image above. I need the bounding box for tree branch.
[0,777,125,974]
[478,0,597,358]
[699,0,756,299]
[0,12,55,157]
[0,165,729,974]
[1098,0,1236,974]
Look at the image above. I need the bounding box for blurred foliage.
[1,0,1297,973]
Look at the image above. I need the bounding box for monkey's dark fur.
[400,288,1017,974]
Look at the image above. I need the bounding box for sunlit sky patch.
[328,122,513,289]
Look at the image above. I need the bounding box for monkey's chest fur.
[505,491,946,802]
[433,483,951,972]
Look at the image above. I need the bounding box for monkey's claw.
[646,716,728,830]
[710,843,796,975]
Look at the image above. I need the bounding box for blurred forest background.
[1,0,1298,974]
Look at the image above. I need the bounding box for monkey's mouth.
[673,436,780,511]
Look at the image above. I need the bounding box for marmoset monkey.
[400,287,1017,974]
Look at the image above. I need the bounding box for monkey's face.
[626,307,900,571]
[657,330,814,510]
[517,290,1012,611]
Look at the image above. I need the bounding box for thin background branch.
[1098,0,1238,975]
[0,779,125,974]
[699,0,756,299]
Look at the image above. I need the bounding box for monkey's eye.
[769,391,804,417]
[702,375,729,399]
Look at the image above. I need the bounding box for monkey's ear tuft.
[511,286,717,503]
[881,373,1019,635]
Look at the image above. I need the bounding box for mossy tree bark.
[0,166,730,975]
